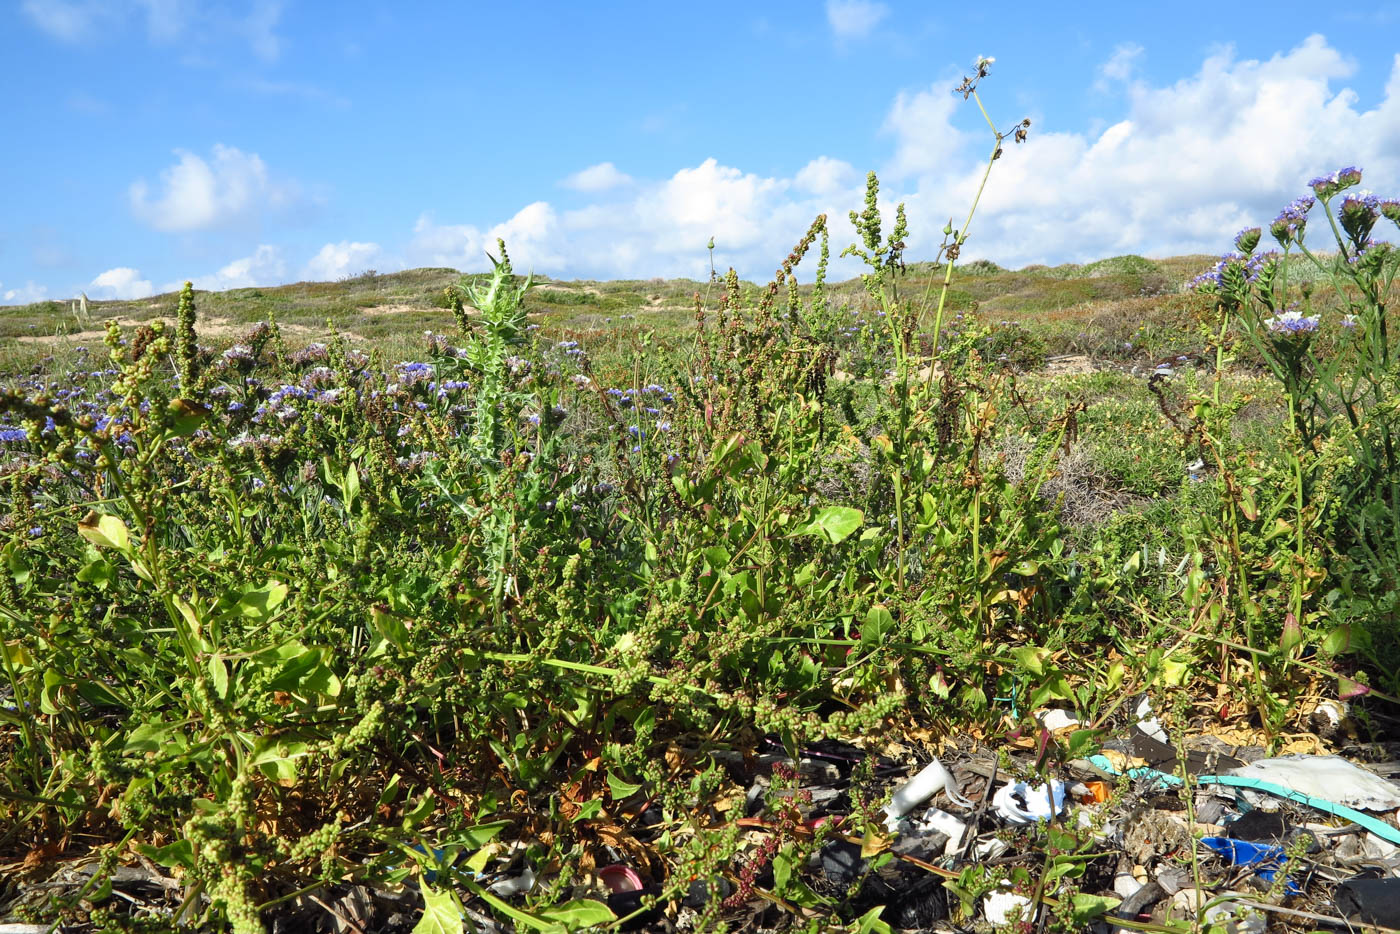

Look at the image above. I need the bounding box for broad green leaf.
[344,463,360,508]
[862,605,893,651]
[413,881,465,934]
[208,657,229,701]
[1322,625,1352,655]
[135,839,195,873]
[537,899,616,929]
[854,906,892,934]
[78,512,130,553]
[1069,893,1120,922]
[1010,646,1047,677]
[237,580,288,620]
[796,506,864,544]
[371,605,411,652]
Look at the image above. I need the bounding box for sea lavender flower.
[1339,191,1381,245]
[1234,227,1262,254]
[1341,314,1359,329]
[1309,166,1363,200]
[1267,307,1320,335]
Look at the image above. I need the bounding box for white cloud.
[21,0,106,41]
[560,162,633,192]
[240,0,282,62]
[401,36,1400,280]
[175,244,287,292]
[1096,42,1144,89]
[22,0,284,60]
[912,34,1400,267]
[794,156,858,196]
[881,80,967,179]
[825,0,888,40]
[129,144,299,232]
[90,267,154,300]
[2,281,50,304]
[303,241,382,281]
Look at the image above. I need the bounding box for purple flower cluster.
[1309,166,1363,199]
[1266,308,1321,336]
[1270,196,1315,246]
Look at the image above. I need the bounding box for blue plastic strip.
[1086,754,1400,847]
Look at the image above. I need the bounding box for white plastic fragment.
[992,780,1067,825]
[913,807,967,856]
[1037,709,1080,731]
[984,888,1033,925]
[883,758,971,830]
[1225,755,1400,812]
[1170,889,1264,934]
[487,866,536,897]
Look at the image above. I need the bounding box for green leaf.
[773,851,792,894]
[854,906,892,934]
[1010,646,1046,677]
[371,605,411,652]
[861,605,893,651]
[1322,624,1352,655]
[135,839,195,873]
[237,580,288,620]
[344,463,360,509]
[413,881,465,934]
[606,772,643,800]
[1064,729,1101,760]
[1068,893,1120,922]
[795,506,864,544]
[78,511,130,553]
[537,899,616,929]
[166,398,209,437]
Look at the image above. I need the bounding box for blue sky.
[3,1,1399,303]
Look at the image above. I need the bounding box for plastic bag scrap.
[1085,754,1400,846]
[1198,837,1301,896]
[883,758,971,830]
[1224,755,1400,812]
[1335,877,1400,929]
[991,780,1066,825]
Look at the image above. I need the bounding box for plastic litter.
[1225,755,1400,812]
[487,867,536,897]
[883,758,971,830]
[1198,837,1301,895]
[912,807,967,856]
[1086,755,1400,846]
[983,887,1033,925]
[1169,889,1264,934]
[1335,877,1400,928]
[992,780,1066,825]
[1037,709,1080,731]
[598,865,643,894]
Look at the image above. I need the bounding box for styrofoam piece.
[883,759,971,830]
[1225,755,1400,812]
[992,780,1067,825]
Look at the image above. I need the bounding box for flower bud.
[1234,227,1261,254]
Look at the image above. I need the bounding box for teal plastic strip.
[1086,754,1400,847]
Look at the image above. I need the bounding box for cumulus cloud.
[913,34,1400,266]
[90,267,154,300]
[400,36,1400,280]
[129,145,300,232]
[177,244,287,292]
[303,241,381,281]
[825,0,888,40]
[560,162,633,192]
